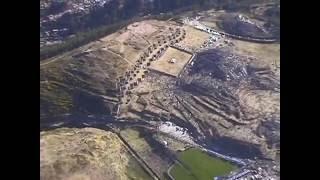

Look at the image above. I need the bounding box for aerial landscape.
[40,0,280,179]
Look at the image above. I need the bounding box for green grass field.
[170,148,237,180]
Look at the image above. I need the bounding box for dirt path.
[103,48,134,65]
[40,44,91,67]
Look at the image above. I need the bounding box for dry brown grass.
[40,128,130,180]
[149,47,192,77]
[179,26,210,50]
[231,40,280,67]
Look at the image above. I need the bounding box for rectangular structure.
[149,47,192,77]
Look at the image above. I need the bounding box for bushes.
[40,19,136,60]
[40,12,177,61]
[40,0,218,61]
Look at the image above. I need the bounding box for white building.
[169,58,176,63]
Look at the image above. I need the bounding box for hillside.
[40,1,280,179]
[40,127,152,180]
[40,19,180,126]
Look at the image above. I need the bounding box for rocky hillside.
[40,1,280,179]
[121,47,280,159]
[40,43,126,125]
[40,127,152,180]
[40,19,177,127]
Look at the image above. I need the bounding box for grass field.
[170,148,237,180]
[120,128,171,179]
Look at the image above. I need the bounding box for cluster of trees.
[40,13,172,60]
[40,0,232,60]
[42,0,221,34]
[40,0,67,17]
[264,4,280,39]
[40,18,135,60]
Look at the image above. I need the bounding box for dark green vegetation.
[40,0,279,60]
[170,148,237,180]
[40,19,131,60]
[218,14,275,39]
[262,5,280,39]
[41,0,258,61]
[40,0,212,61]
[218,0,274,12]
[40,13,175,61]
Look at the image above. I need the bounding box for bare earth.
[149,47,192,77]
